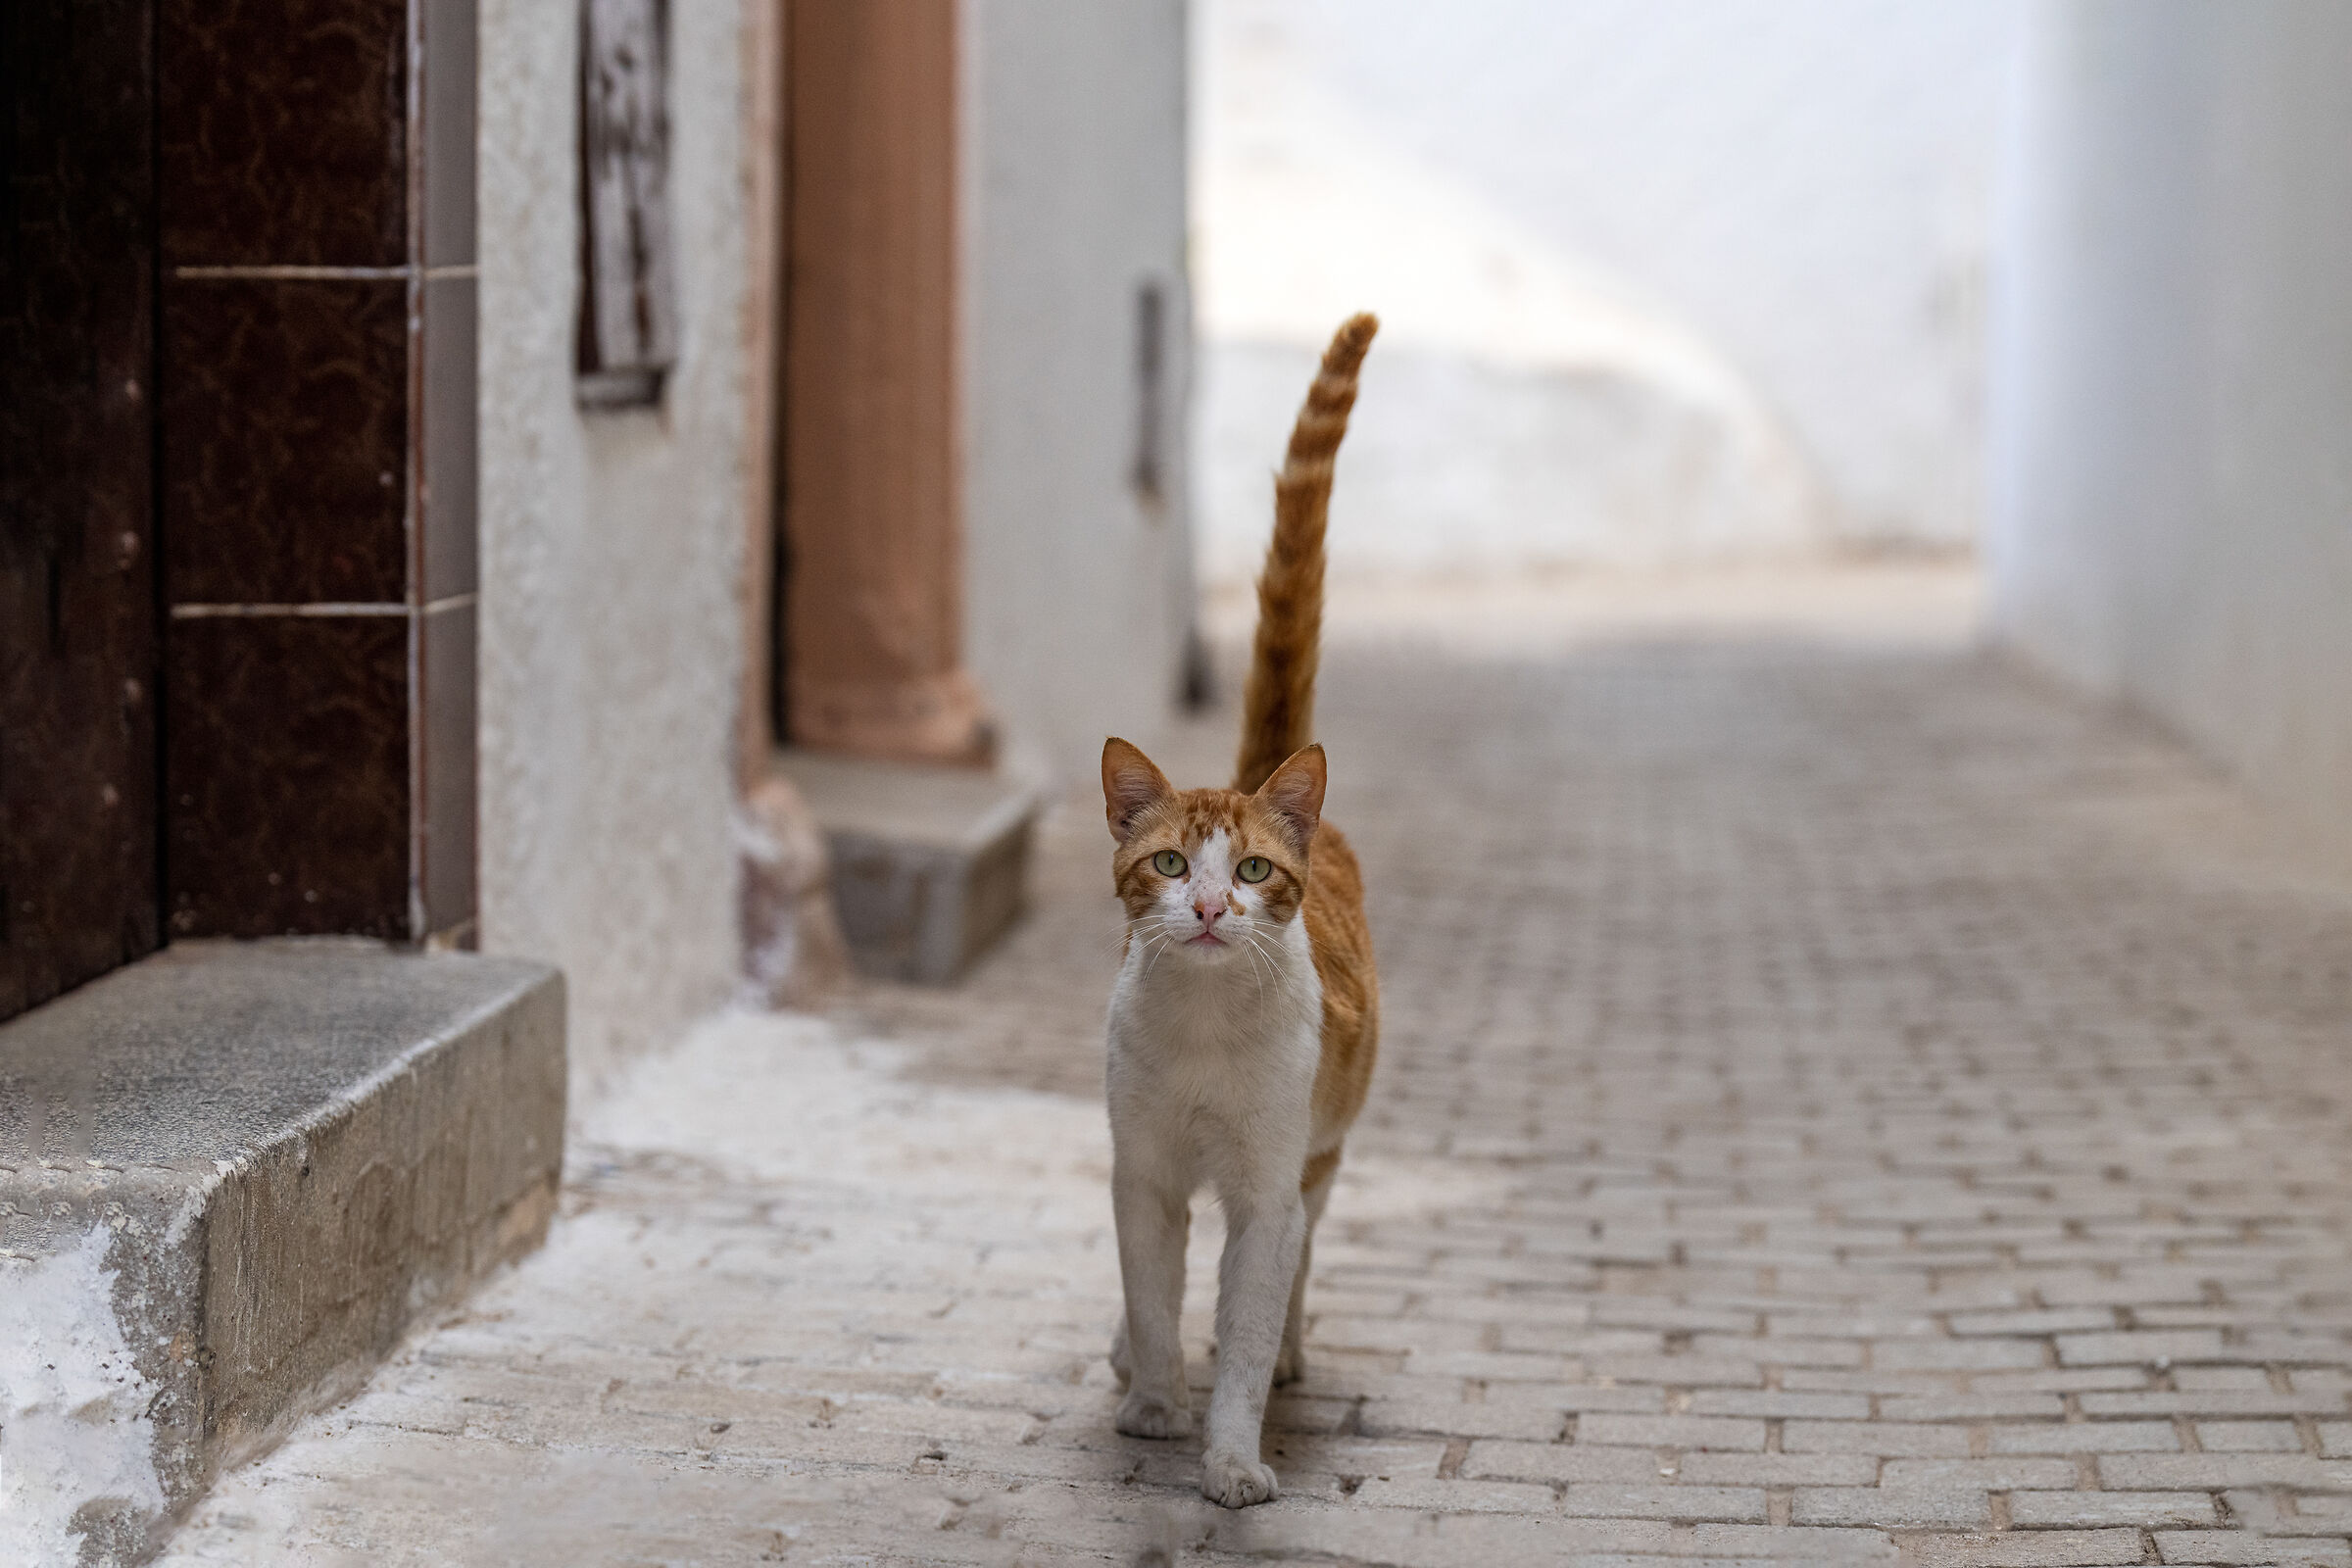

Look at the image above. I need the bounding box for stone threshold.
[777,749,1041,984]
[0,941,564,1566]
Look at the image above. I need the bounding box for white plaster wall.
[1197,0,2013,581]
[1987,0,2352,867]
[960,0,1198,789]
[959,0,1195,789]
[477,2,748,1092]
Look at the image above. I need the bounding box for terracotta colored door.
[0,3,165,1023]
[781,0,991,767]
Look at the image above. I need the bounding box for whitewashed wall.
[1987,0,2352,866]
[1197,0,2012,582]
[477,2,749,1093]
[963,0,1197,785]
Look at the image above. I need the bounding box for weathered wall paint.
[477,2,749,1090]
[0,1228,165,1563]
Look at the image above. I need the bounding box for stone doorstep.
[0,941,565,1566]
[777,748,1042,984]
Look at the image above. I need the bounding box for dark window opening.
[1132,278,1167,508]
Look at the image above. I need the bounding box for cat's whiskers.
[1249,923,1288,974]
[1230,923,1275,999]
[1104,914,1166,959]
[1140,924,1182,985]
[1252,930,1297,1002]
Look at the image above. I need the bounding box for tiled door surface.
[157,0,477,946]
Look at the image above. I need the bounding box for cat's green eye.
[1152,850,1188,878]
[1237,856,1272,884]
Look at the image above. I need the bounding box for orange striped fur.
[1234,312,1379,796]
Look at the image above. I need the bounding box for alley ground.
[162,567,2352,1566]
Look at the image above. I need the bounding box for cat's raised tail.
[1232,312,1379,796]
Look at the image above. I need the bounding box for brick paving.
[164,602,2352,1566]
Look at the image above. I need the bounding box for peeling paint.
[0,1225,165,1563]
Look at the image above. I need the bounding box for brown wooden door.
[1,3,163,1022]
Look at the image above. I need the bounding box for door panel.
[0,2,162,1021]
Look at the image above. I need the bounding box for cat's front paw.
[1115,1390,1193,1440]
[1200,1447,1278,1507]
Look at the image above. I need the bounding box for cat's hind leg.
[1275,1154,1338,1386]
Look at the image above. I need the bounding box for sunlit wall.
[1195,0,2014,582]
[1988,0,2352,864]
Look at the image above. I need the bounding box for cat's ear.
[1255,744,1326,853]
[1102,738,1174,843]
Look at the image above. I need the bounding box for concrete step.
[0,941,564,1565]
[775,750,1041,984]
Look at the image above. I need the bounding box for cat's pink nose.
[1193,893,1227,928]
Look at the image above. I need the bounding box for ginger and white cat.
[1100,314,1381,1508]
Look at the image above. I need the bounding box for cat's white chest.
[1103,922,1323,1185]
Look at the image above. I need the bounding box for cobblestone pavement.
[165,589,2352,1566]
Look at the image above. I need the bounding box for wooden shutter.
[577,0,679,405]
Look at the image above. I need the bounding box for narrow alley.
[161,582,2352,1567]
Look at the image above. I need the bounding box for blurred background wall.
[963,0,1197,784]
[1194,0,2015,584]
[1988,0,2352,867]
